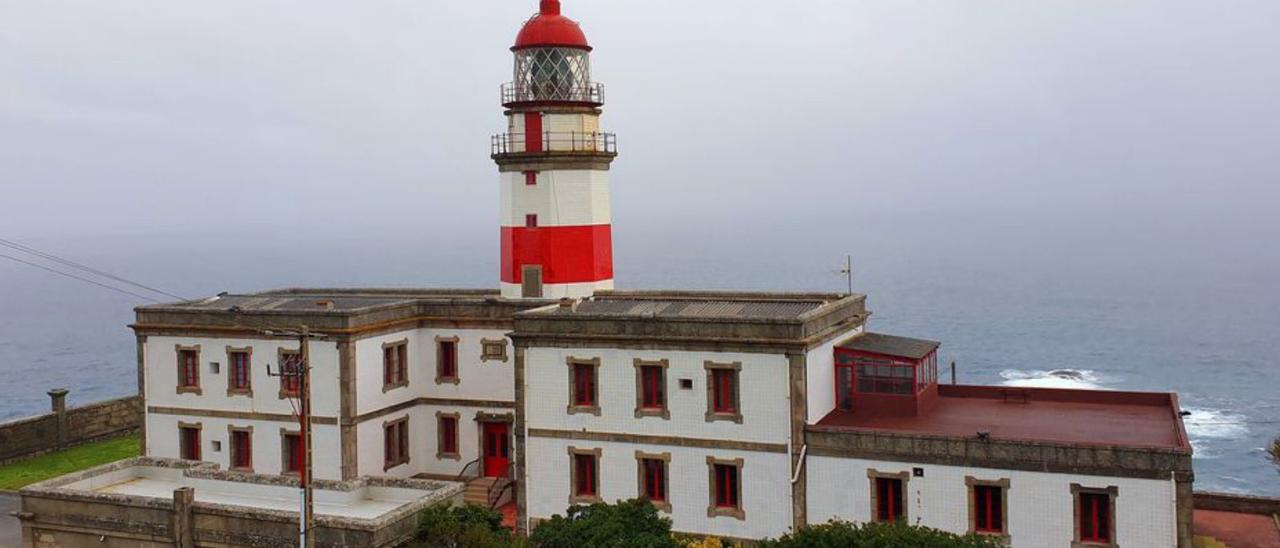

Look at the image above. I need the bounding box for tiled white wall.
[500,170,612,227]
[145,413,342,480]
[807,456,1178,548]
[524,347,791,444]
[526,436,793,540]
[356,404,511,479]
[355,328,513,416]
[145,336,342,416]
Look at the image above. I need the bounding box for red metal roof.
[1194,509,1280,547]
[815,385,1192,450]
[513,0,591,51]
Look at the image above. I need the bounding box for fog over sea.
[1,215,1277,496]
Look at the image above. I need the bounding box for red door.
[524,112,543,152]
[483,422,510,478]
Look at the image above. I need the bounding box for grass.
[0,434,139,491]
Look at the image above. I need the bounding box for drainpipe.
[790,444,808,484]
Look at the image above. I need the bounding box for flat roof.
[1194,509,1280,547]
[815,385,1190,450]
[567,294,835,321]
[138,288,505,314]
[838,332,940,359]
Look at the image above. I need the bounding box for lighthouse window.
[1072,485,1117,545]
[526,214,539,228]
[569,447,602,503]
[524,171,538,186]
[176,345,201,394]
[854,358,916,395]
[568,357,601,414]
[227,348,251,395]
[966,477,1010,536]
[707,457,745,519]
[634,359,669,418]
[382,340,409,391]
[704,361,743,423]
[436,336,459,384]
[229,427,253,472]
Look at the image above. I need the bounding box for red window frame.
[574,453,597,497]
[230,430,252,469]
[875,477,904,523]
[283,433,302,473]
[383,344,407,386]
[439,416,458,455]
[573,362,596,407]
[526,214,538,228]
[229,351,250,390]
[524,170,538,186]
[179,350,199,388]
[711,369,737,413]
[179,426,201,460]
[974,485,1004,533]
[640,365,664,409]
[1079,492,1112,542]
[641,458,666,502]
[438,341,458,380]
[280,351,301,395]
[384,420,409,467]
[713,463,739,509]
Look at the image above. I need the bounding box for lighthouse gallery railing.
[491,131,617,155]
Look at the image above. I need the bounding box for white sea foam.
[1182,408,1249,441]
[999,369,1103,390]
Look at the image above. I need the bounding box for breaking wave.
[999,369,1103,390]
[1182,408,1249,441]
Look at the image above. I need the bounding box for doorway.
[482,422,510,478]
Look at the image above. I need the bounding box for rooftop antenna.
[840,255,854,296]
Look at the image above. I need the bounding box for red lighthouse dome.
[513,0,591,51]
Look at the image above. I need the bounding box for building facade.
[130,2,1195,546]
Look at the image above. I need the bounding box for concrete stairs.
[463,477,499,507]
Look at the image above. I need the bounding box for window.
[567,357,600,414]
[634,359,669,419]
[636,452,671,512]
[868,470,909,523]
[526,214,538,228]
[281,431,302,475]
[437,413,460,459]
[1073,485,1117,546]
[227,347,251,395]
[384,417,410,470]
[569,448,601,504]
[179,424,201,460]
[524,170,538,186]
[966,477,1010,536]
[481,339,509,362]
[176,345,201,394]
[856,361,915,395]
[704,361,742,423]
[436,337,459,384]
[382,340,409,391]
[229,427,253,471]
[707,457,744,519]
[278,349,301,398]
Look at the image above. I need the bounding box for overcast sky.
[1,0,1278,274]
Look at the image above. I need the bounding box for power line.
[0,237,187,301]
[0,252,160,302]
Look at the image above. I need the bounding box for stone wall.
[1194,491,1280,515]
[0,390,142,465]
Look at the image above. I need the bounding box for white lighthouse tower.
[493,0,617,299]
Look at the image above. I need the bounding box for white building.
[131,1,1195,546]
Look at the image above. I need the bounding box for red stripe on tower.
[500,225,613,284]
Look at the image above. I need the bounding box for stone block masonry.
[0,390,142,465]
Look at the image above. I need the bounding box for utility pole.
[299,325,315,548]
[265,324,317,548]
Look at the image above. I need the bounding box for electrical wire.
[0,237,187,301]
[0,252,161,302]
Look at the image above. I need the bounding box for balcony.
[491,131,617,156]
[501,82,604,106]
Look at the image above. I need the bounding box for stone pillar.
[47,389,68,451]
[1174,470,1195,548]
[787,352,808,532]
[173,487,195,548]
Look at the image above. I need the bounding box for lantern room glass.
[513,47,592,102]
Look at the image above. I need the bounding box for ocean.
[1,220,1276,496]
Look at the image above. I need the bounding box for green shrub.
[529,498,679,548]
[1269,436,1280,473]
[757,520,1006,548]
[412,504,518,548]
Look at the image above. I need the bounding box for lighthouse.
[493,0,617,299]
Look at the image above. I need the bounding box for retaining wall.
[0,391,142,465]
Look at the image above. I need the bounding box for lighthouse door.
[524,113,543,152]
[522,265,544,298]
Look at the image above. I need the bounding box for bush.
[757,520,1006,548]
[529,498,679,548]
[1270,436,1280,473]
[412,504,519,548]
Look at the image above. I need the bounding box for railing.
[488,461,516,509]
[502,82,604,105]
[455,458,482,483]
[491,131,617,155]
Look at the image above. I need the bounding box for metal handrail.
[491,131,617,155]
[455,458,482,482]
[502,82,604,105]
[487,461,516,509]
